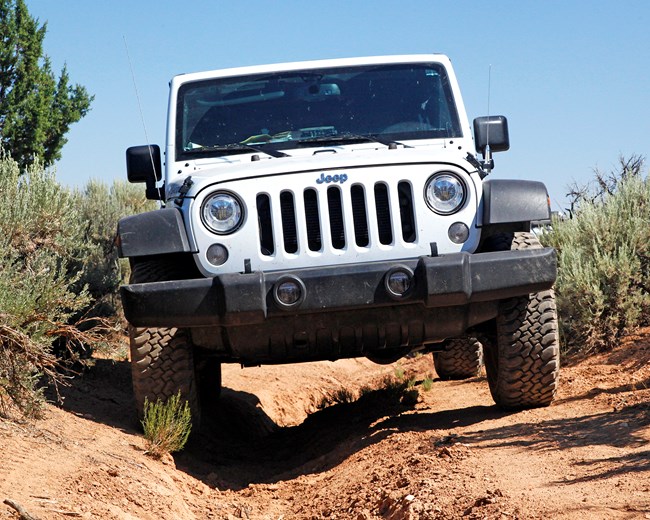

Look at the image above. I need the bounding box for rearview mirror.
[473,116,510,157]
[126,145,163,200]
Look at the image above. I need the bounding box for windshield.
[176,62,462,160]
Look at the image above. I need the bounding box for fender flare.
[481,179,550,225]
[117,208,193,258]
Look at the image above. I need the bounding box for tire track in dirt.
[0,419,76,517]
[0,434,32,488]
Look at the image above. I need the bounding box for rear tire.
[433,337,483,380]
[482,232,560,409]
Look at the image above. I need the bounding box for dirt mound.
[1,335,649,519]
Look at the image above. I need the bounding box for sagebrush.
[71,179,156,319]
[543,155,650,353]
[0,151,153,419]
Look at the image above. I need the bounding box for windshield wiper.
[297,133,412,149]
[188,143,289,159]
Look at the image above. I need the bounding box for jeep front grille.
[256,181,416,256]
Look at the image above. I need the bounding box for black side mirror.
[473,116,510,157]
[126,145,163,200]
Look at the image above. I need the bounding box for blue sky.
[24,0,650,212]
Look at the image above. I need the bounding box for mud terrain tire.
[128,257,215,424]
[482,232,560,409]
[130,326,199,421]
[433,337,483,380]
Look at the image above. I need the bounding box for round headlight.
[201,192,243,234]
[425,173,465,215]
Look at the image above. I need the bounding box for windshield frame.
[174,61,463,162]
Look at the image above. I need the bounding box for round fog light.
[385,267,414,299]
[206,244,229,266]
[274,277,306,308]
[448,222,469,244]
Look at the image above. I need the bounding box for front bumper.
[121,248,556,328]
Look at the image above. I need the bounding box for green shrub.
[141,392,192,458]
[0,154,94,417]
[71,179,156,319]
[0,152,151,419]
[543,158,650,353]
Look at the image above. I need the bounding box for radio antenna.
[123,36,163,200]
[484,64,493,173]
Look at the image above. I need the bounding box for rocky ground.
[1,330,649,519]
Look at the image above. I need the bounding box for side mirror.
[126,145,163,200]
[473,116,510,157]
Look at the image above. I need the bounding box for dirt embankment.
[1,332,649,520]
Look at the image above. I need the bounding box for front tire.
[130,326,200,422]
[128,256,218,426]
[482,232,560,409]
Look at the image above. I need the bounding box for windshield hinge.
[174,176,194,206]
[466,153,489,179]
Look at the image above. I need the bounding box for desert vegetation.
[0,152,154,419]
[542,155,650,353]
[141,391,193,458]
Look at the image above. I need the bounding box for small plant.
[141,391,192,458]
[316,387,356,410]
[374,374,417,402]
[421,374,434,392]
[394,365,405,381]
[400,387,420,406]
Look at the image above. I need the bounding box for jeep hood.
[167,144,479,200]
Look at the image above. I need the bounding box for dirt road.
[1,332,649,519]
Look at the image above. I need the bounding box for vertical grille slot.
[303,188,322,251]
[327,187,345,249]
[351,184,369,247]
[280,191,298,254]
[374,183,393,245]
[256,193,274,256]
[398,181,416,243]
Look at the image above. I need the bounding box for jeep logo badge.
[316,172,348,185]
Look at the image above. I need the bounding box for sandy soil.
[1,330,649,520]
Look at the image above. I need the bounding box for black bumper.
[121,248,556,328]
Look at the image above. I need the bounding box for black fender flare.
[117,207,193,258]
[481,179,550,225]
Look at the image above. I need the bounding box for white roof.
[171,54,451,86]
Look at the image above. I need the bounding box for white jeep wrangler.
[118,55,559,422]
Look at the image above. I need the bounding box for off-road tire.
[130,326,200,422]
[482,232,560,409]
[433,337,483,380]
[128,256,214,425]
